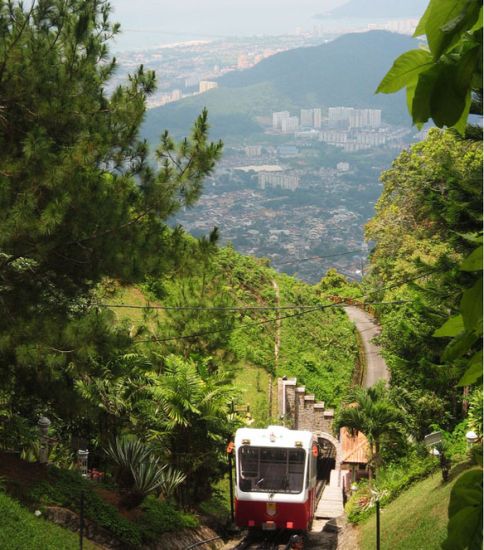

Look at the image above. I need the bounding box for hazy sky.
[108,0,425,51]
[109,0,348,50]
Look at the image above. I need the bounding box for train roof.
[235,425,314,449]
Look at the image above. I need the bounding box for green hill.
[143,31,417,143]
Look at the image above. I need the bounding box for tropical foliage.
[335,381,405,480]
[376,1,483,547]
[377,0,482,133]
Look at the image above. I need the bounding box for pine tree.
[0,0,222,417]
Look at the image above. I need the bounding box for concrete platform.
[315,470,345,519]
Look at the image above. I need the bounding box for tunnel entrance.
[317,437,336,482]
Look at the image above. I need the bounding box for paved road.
[344,306,390,387]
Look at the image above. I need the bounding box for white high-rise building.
[199,80,218,93]
[300,109,314,127]
[258,172,299,191]
[328,106,354,122]
[368,109,382,128]
[272,111,290,130]
[313,108,322,129]
[281,116,299,134]
[349,108,382,128]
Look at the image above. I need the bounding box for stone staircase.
[277,377,334,432]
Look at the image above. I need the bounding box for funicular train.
[234,426,318,532]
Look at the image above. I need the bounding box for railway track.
[230,530,304,550]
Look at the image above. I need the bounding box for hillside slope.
[143,31,417,143]
[105,245,359,418]
[0,491,98,550]
[358,471,464,550]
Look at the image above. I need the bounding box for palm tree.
[142,355,240,504]
[335,381,405,482]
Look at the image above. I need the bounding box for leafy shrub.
[441,421,469,463]
[135,496,198,541]
[346,453,438,523]
[467,388,483,436]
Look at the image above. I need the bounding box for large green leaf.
[376,49,433,94]
[411,68,438,124]
[458,351,483,386]
[434,315,465,338]
[461,246,483,272]
[442,469,483,550]
[453,91,473,135]
[460,278,483,332]
[442,329,480,362]
[406,81,417,114]
[425,0,473,59]
[430,60,474,127]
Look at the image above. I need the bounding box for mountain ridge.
[143,31,417,143]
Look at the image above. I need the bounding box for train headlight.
[242,438,251,445]
[295,441,303,447]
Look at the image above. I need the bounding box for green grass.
[0,491,98,550]
[105,284,163,326]
[359,472,458,550]
[233,361,271,426]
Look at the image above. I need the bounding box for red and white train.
[234,426,318,532]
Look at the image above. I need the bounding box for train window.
[239,446,259,478]
[238,446,306,494]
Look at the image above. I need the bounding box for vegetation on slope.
[363,128,482,439]
[0,490,98,550]
[108,244,359,414]
[358,469,472,550]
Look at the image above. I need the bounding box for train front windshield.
[238,446,306,494]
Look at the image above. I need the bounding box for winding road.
[344,306,390,387]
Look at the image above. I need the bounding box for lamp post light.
[38,416,51,464]
[465,430,478,444]
[77,449,89,477]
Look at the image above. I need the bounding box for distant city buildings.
[273,111,291,130]
[269,105,400,150]
[273,108,322,132]
[170,89,182,101]
[300,108,314,127]
[237,54,250,69]
[245,145,263,157]
[199,80,218,93]
[367,19,419,35]
[328,107,354,123]
[184,76,200,88]
[281,116,299,134]
[349,108,381,128]
[328,107,381,128]
[258,172,300,191]
[313,108,322,129]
